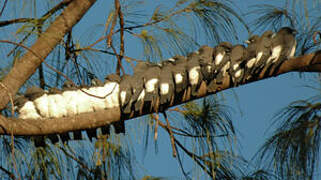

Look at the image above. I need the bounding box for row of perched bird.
[14,26,297,144]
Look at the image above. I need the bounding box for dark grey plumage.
[207,42,232,92]
[88,72,103,86]
[119,74,134,114]
[71,130,83,140]
[186,52,203,97]
[25,86,46,101]
[265,27,297,75]
[244,35,260,81]
[101,125,110,136]
[113,121,125,134]
[214,42,232,83]
[142,64,161,112]
[171,55,188,102]
[252,30,274,75]
[132,61,150,113]
[229,44,247,85]
[14,95,28,110]
[60,132,71,143]
[105,73,121,84]
[159,60,175,110]
[198,45,214,82]
[47,134,59,144]
[86,128,97,141]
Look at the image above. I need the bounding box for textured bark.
[0,0,97,110]
[0,51,320,135]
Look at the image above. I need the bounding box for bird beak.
[244,40,250,44]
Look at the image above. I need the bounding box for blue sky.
[1,0,321,179]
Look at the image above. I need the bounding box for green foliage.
[255,96,321,179]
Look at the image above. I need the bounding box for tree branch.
[0,51,320,136]
[0,0,97,110]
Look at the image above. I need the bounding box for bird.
[132,61,151,114]
[142,63,161,112]
[61,81,83,140]
[18,86,44,119]
[48,88,67,118]
[198,45,214,82]
[229,44,247,85]
[170,55,189,102]
[208,42,232,92]
[252,30,274,76]
[244,35,260,81]
[102,74,125,135]
[159,60,175,110]
[25,86,50,118]
[88,72,104,86]
[186,51,203,97]
[119,74,134,115]
[19,86,48,119]
[265,27,297,75]
[47,88,71,143]
[62,81,78,116]
[104,73,121,109]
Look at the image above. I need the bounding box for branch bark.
[0,0,97,110]
[0,51,321,135]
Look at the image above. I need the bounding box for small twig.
[168,107,186,114]
[116,0,125,76]
[174,138,213,178]
[0,40,116,100]
[36,25,46,89]
[106,1,119,47]
[113,6,188,34]
[10,133,21,180]
[152,114,160,141]
[0,18,34,27]
[162,112,177,157]
[110,43,125,75]
[59,146,94,173]
[0,0,8,18]
[5,0,72,56]
[0,165,16,180]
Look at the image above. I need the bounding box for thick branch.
[0,0,97,110]
[0,51,320,135]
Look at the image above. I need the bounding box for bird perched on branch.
[170,55,189,102]
[208,42,232,92]
[265,27,297,75]
[252,30,274,76]
[244,35,260,81]
[19,86,45,119]
[119,74,134,115]
[159,60,175,110]
[133,61,150,114]
[16,87,45,147]
[105,74,124,134]
[186,51,203,97]
[230,44,248,85]
[62,81,83,140]
[198,45,214,83]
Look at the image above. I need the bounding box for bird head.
[245,35,259,44]
[279,27,298,36]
